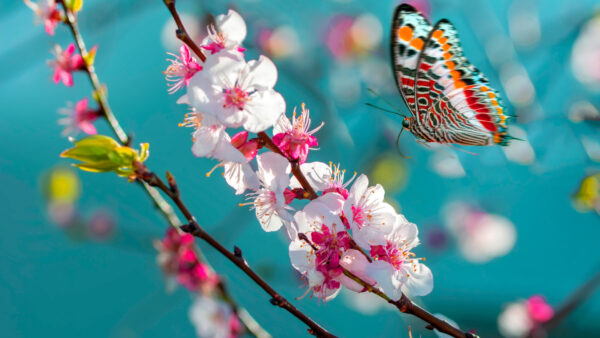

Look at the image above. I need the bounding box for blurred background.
[1,0,599,337]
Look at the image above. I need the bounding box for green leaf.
[61,135,150,179]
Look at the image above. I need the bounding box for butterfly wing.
[390,4,432,116]
[413,19,510,145]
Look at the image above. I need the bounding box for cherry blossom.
[164,44,202,94]
[189,295,242,338]
[201,9,247,56]
[155,227,219,293]
[443,202,516,263]
[24,0,62,36]
[48,43,85,87]
[58,98,100,136]
[289,193,349,300]
[497,296,555,338]
[342,174,396,248]
[183,54,285,133]
[245,152,294,234]
[364,217,433,300]
[288,162,355,199]
[180,111,259,194]
[273,104,324,164]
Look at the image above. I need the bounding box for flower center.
[351,205,365,227]
[223,86,250,110]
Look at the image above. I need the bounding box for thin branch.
[55,1,269,336]
[139,170,336,338]
[529,270,600,338]
[257,131,473,338]
[162,0,206,62]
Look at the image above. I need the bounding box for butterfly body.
[391,4,511,146]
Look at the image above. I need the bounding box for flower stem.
[139,169,336,338]
[162,0,206,62]
[258,131,474,338]
[55,2,269,336]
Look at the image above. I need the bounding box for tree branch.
[139,169,336,338]
[258,131,474,338]
[528,270,600,338]
[162,0,206,62]
[55,1,269,336]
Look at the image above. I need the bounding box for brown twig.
[528,271,600,338]
[258,131,473,338]
[139,169,336,338]
[162,0,206,62]
[55,2,268,336]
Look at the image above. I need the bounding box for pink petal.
[79,121,97,135]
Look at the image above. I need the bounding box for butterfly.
[390,3,513,146]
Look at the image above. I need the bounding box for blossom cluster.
[498,295,554,337]
[167,9,433,302]
[155,227,242,337]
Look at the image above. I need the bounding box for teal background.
[1,0,599,337]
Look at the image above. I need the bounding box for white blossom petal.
[217,10,247,46]
[223,162,259,195]
[243,56,278,91]
[365,260,404,301]
[401,262,433,297]
[289,162,332,191]
[243,90,286,133]
[256,152,291,192]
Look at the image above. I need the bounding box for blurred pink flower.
[164,44,202,94]
[155,227,219,293]
[24,0,62,35]
[58,98,100,136]
[273,104,323,164]
[526,295,554,323]
[48,43,84,87]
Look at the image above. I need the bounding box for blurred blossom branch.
[53,0,270,336]
[528,271,600,338]
[135,165,335,337]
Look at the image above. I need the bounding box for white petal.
[290,162,332,191]
[218,10,247,46]
[392,219,420,248]
[401,262,433,297]
[256,152,291,191]
[258,210,283,232]
[223,162,259,195]
[349,174,369,201]
[313,192,345,215]
[244,56,278,91]
[288,239,314,273]
[273,113,292,135]
[191,127,220,157]
[243,90,286,133]
[213,131,247,163]
[176,94,190,105]
[302,197,342,232]
[365,260,404,301]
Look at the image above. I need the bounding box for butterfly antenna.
[367,87,404,112]
[395,127,411,159]
[366,103,407,118]
[447,143,479,156]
